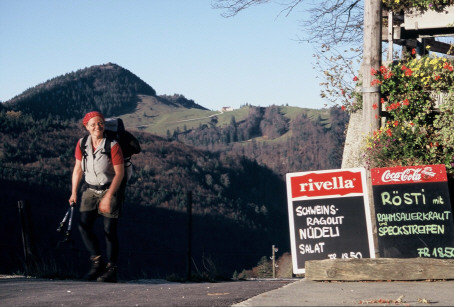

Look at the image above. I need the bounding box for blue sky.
[0,0,326,111]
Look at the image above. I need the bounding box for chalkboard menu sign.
[286,168,375,274]
[371,164,454,258]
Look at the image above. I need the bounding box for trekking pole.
[57,206,71,233]
[56,202,75,249]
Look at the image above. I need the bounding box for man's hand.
[99,194,112,213]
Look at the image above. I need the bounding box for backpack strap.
[104,137,112,158]
[80,135,89,171]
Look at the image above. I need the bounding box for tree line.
[171,105,348,178]
[0,110,288,228]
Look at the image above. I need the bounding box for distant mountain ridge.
[2,62,348,178]
[3,63,206,120]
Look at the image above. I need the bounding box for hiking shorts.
[80,186,125,218]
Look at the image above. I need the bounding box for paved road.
[2,276,454,306]
[0,276,293,306]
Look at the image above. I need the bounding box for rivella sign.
[286,168,375,274]
[371,164,454,258]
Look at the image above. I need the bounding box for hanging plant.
[364,50,454,177]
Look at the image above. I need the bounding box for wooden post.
[362,0,382,257]
[17,200,37,276]
[387,10,393,62]
[362,0,382,134]
[186,191,193,281]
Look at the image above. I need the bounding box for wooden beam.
[425,38,454,54]
[305,258,454,281]
[400,27,454,39]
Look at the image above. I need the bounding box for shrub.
[382,0,454,12]
[364,51,454,177]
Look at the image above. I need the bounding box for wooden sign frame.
[286,168,376,274]
[371,164,454,259]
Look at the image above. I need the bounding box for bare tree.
[212,0,365,108]
[213,0,363,45]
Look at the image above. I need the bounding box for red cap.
[82,111,104,126]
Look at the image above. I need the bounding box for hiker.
[68,111,125,283]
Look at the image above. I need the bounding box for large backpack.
[80,118,141,182]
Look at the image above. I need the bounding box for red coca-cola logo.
[381,168,423,183]
[372,165,446,185]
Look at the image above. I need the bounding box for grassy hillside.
[120,95,220,135]
[119,95,333,139]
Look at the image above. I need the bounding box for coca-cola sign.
[371,164,454,260]
[371,165,447,186]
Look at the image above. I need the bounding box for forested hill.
[174,106,349,178]
[1,62,348,178]
[2,63,206,121]
[0,112,290,278]
[0,112,285,225]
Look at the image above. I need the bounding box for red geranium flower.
[371,79,382,86]
[372,103,378,110]
[383,72,393,80]
[443,62,453,71]
[353,76,358,81]
[386,102,401,111]
[411,48,416,55]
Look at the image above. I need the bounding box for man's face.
[86,116,104,138]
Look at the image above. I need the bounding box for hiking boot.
[84,255,105,281]
[97,263,117,283]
